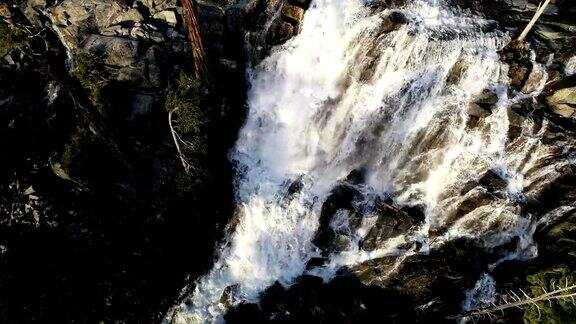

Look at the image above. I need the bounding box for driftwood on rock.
[518,0,552,41]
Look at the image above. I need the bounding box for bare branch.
[168,108,202,175]
[518,0,551,42]
[169,109,192,174]
[450,282,576,320]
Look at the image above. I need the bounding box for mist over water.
[168,0,565,322]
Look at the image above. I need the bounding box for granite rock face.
[0,0,311,321]
[1,1,231,322]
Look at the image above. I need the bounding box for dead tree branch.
[451,279,576,320]
[518,0,551,42]
[168,108,199,174]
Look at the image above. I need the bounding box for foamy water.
[166,0,568,322]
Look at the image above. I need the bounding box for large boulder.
[225,274,417,323]
[312,183,361,254]
[500,41,535,92]
[466,102,491,128]
[546,86,576,118]
[83,35,139,67]
[479,169,508,192]
[265,0,312,47]
[153,10,178,27]
[360,202,422,251]
[521,64,547,94]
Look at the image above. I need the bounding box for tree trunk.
[182,0,212,86]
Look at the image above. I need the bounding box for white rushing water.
[168,0,561,322]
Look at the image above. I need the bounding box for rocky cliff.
[0,0,314,321]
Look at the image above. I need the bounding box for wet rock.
[565,57,576,76]
[287,177,304,197]
[333,234,352,251]
[313,184,360,254]
[507,105,526,141]
[281,4,305,27]
[468,103,490,117]
[479,169,507,192]
[545,69,576,93]
[521,65,547,94]
[220,284,240,308]
[467,103,491,128]
[474,88,499,106]
[306,257,327,270]
[378,11,408,33]
[267,19,295,46]
[548,102,576,118]
[446,59,466,85]
[400,205,426,223]
[352,255,398,286]
[345,168,366,185]
[525,164,576,216]
[230,273,418,323]
[535,210,576,263]
[546,86,576,118]
[534,24,567,42]
[291,0,313,10]
[440,187,497,233]
[352,238,494,319]
[360,202,421,252]
[500,41,533,92]
[264,0,312,47]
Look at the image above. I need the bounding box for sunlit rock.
[547,86,576,118]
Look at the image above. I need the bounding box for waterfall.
[168,0,557,322]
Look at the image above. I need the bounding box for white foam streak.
[565,56,576,76]
[462,273,497,313]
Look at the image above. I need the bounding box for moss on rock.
[61,127,93,177]
[524,268,576,324]
[0,22,26,58]
[74,50,110,115]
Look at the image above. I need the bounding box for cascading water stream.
[168,0,564,322]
